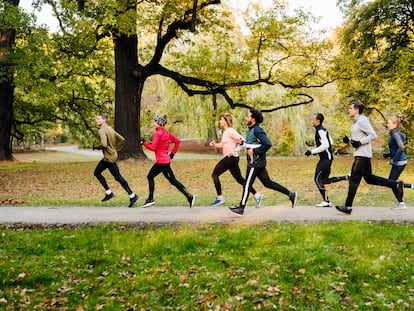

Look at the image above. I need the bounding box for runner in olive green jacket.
[93,113,138,207]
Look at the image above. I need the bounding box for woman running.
[141,115,195,208]
[209,113,263,207]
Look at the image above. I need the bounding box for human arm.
[168,132,180,156]
[391,131,406,163]
[310,129,330,155]
[142,132,159,151]
[252,126,271,154]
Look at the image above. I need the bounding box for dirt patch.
[179,139,218,154]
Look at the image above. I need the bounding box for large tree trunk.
[0,0,19,161]
[114,34,146,160]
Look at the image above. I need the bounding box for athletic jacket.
[311,125,334,161]
[245,124,271,168]
[143,126,180,164]
[351,114,377,158]
[97,124,125,163]
[214,128,244,157]
[388,128,407,165]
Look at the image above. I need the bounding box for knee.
[94,170,101,178]
[114,175,124,183]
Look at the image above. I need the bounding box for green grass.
[1,153,414,207]
[1,152,414,309]
[0,222,413,310]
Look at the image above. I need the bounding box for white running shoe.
[255,193,264,208]
[392,202,407,210]
[315,201,332,208]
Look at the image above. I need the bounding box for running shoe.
[255,193,264,208]
[335,205,352,214]
[101,193,114,202]
[210,197,225,206]
[289,192,298,208]
[228,206,244,216]
[315,201,332,207]
[392,202,407,210]
[128,194,138,208]
[189,195,196,208]
[141,199,155,208]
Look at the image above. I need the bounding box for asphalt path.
[5,145,413,226]
[1,205,413,225]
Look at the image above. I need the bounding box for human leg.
[345,157,365,207]
[362,161,403,203]
[94,160,110,191]
[256,167,297,207]
[107,162,133,195]
[211,158,228,197]
[162,164,195,207]
[335,157,364,214]
[314,160,331,203]
[107,162,138,207]
[146,164,163,201]
[229,166,258,215]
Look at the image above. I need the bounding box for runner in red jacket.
[141,115,195,208]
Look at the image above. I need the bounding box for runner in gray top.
[336,101,405,214]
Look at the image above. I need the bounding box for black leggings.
[346,157,400,207]
[94,159,133,194]
[147,163,190,200]
[240,166,290,207]
[212,156,256,196]
[314,159,348,202]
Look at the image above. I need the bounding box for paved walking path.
[1,205,413,225]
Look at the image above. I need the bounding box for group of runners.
[93,100,410,215]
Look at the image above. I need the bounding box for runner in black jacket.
[229,108,297,216]
[304,113,349,207]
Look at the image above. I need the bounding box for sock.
[105,190,112,195]
[129,193,136,198]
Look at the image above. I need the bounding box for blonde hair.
[388,116,401,128]
[221,113,233,127]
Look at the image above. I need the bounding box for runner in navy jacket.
[229,108,297,216]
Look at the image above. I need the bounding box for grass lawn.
[1,151,414,309]
[1,222,413,310]
[1,151,414,207]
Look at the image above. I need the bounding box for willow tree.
[28,0,335,159]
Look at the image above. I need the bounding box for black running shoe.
[335,205,352,214]
[102,193,114,202]
[141,199,155,208]
[289,192,298,208]
[228,206,244,216]
[188,195,196,208]
[128,194,138,208]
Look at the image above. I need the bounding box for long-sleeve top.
[143,126,180,164]
[213,128,244,157]
[311,125,334,161]
[96,124,125,163]
[245,124,272,168]
[350,114,377,158]
[388,128,407,165]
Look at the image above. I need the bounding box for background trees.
[0,0,336,160]
[2,0,411,161]
[336,0,413,141]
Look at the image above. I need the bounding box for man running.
[229,108,297,216]
[93,113,138,207]
[305,113,349,207]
